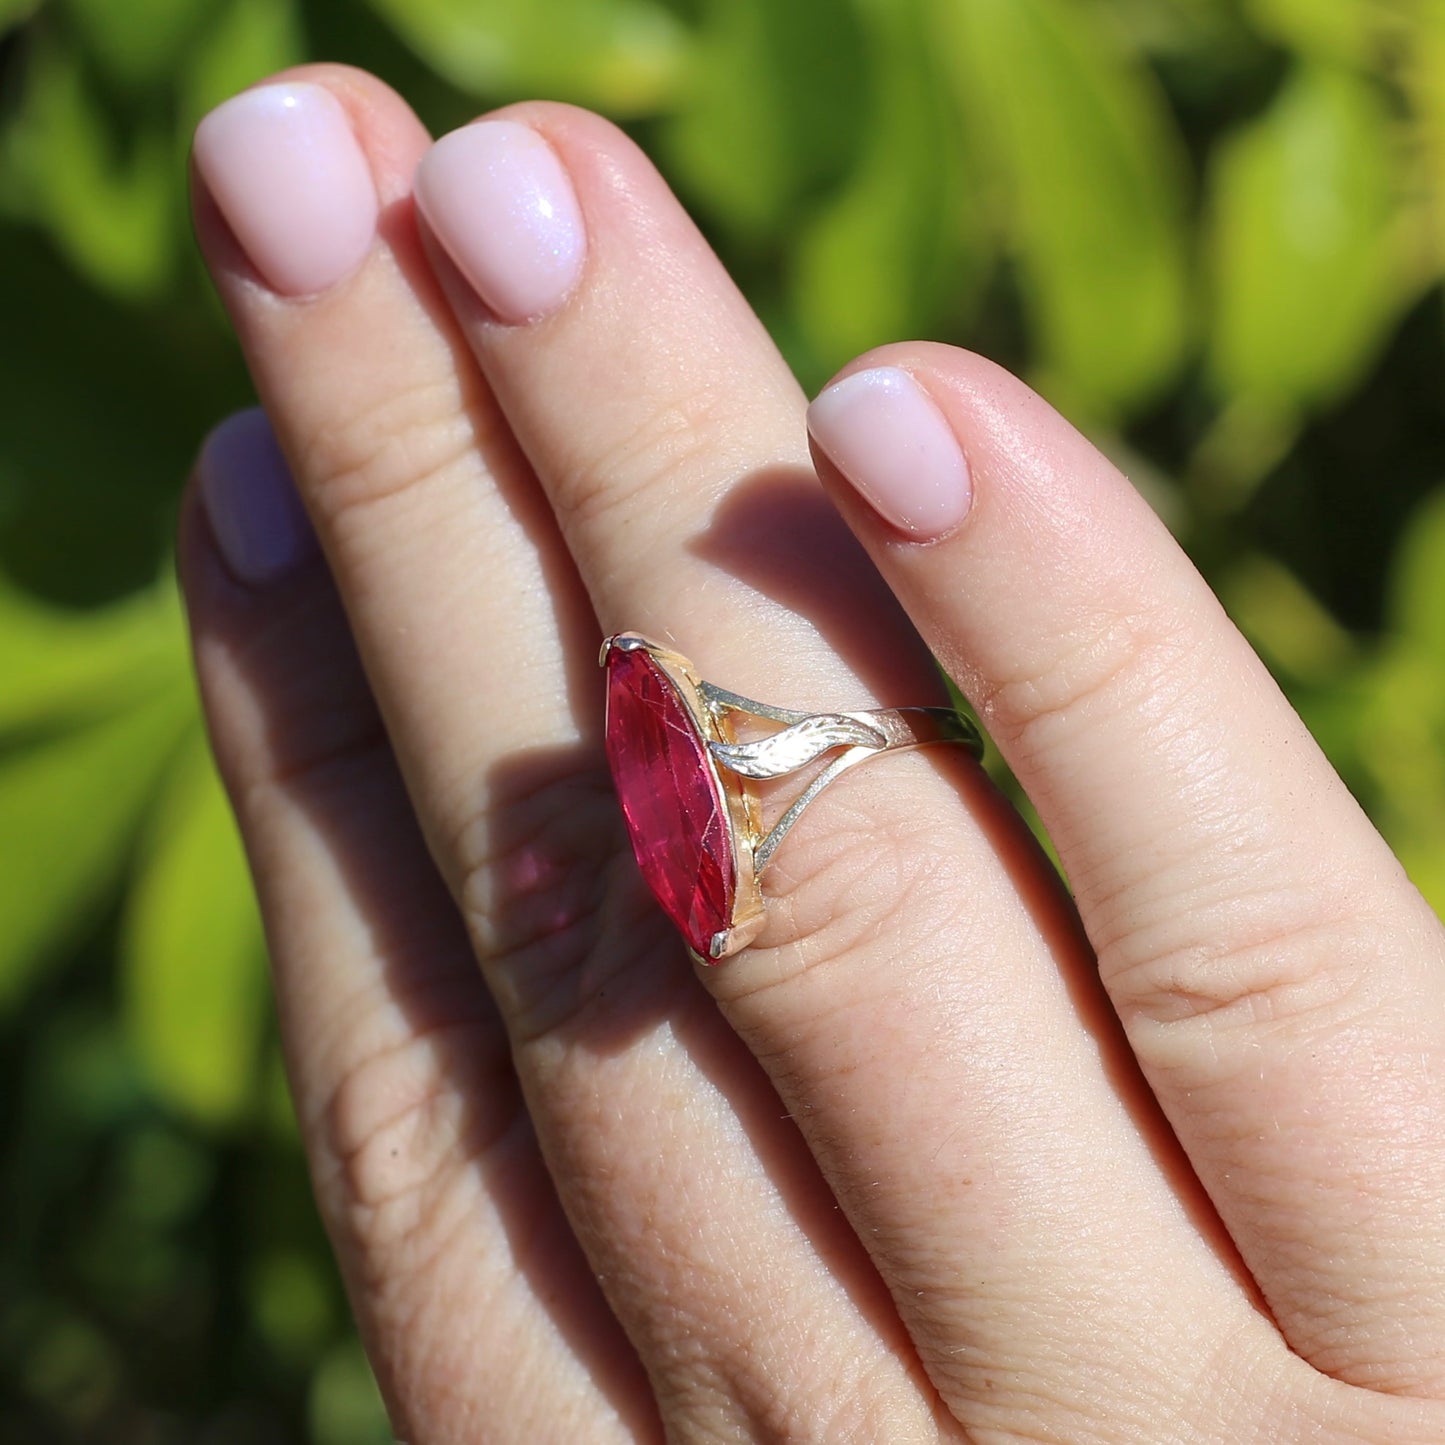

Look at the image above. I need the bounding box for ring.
[600,633,984,962]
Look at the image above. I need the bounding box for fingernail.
[194,82,378,297]
[807,367,973,540]
[415,120,586,324]
[199,409,317,586]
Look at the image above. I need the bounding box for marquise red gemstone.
[604,643,736,958]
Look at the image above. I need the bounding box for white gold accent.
[709,715,888,780]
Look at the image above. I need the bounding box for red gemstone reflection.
[604,643,735,958]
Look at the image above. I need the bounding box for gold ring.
[600,633,984,962]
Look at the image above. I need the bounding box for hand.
[182,65,1445,1443]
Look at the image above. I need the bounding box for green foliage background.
[3,0,1445,1438]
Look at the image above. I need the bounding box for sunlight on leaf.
[1359,647,1445,911]
[1206,61,1405,411]
[0,686,192,1012]
[0,582,185,732]
[792,0,987,368]
[1393,828,1445,919]
[1220,552,1357,684]
[1409,0,1445,300]
[123,733,267,1128]
[1242,0,1377,65]
[934,0,1191,420]
[181,0,305,125]
[362,0,687,115]
[662,0,865,241]
[61,0,220,89]
[1386,486,1445,666]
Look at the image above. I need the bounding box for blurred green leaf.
[1221,551,1357,683]
[0,0,1442,1432]
[1393,833,1445,917]
[124,733,266,1128]
[1242,0,1375,65]
[1410,0,1445,294]
[1100,0,1255,58]
[61,0,220,89]
[16,1305,122,1427]
[1206,61,1404,411]
[248,1249,334,1363]
[792,0,986,366]
[362,0,687,114]
[181,0,306,125]
[3,37,176,299]
[0,685,191,1012]
[1359,647,1445,906]
[935,0,1192,419]
[1182,392,1303,513]
[0,0,42,35]
[0,226,245,605]
[309,1338,392,1445]
[662,0,866,240]
[0,582,185,732]
[115,1122,216,1227]
[1387,486,1445,664]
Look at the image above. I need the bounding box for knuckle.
[738,768,975,1004]
[240,717,392,811]
[1106,892,1394,1045]
[317,1021,517,1248]
[979,597,1193,755]
[550,382,737,534]
[298,373,482,521]
[452,758,636,1043]
[661,1338,953,1444]
[939,1317,1276,1445]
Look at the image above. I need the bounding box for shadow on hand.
[181,450,917,1428]
[687,463,946,705]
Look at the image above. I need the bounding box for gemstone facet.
[603,642,736,958]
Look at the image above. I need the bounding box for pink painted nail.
[415,120,587,324]
[807,367,973,540]
[194,82,378,297]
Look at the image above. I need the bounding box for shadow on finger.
[178,489,656,1433]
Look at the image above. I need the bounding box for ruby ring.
[601,633,985,962]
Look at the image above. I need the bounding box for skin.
[182,64,1445,1443]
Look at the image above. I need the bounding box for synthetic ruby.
[604,644,736,958]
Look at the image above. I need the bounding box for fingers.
[181,411,652,1444]
[194,65,1445,1439]
[191,72,947,1438]
[409,103,1291,1436]
[191,68,595,881]
[807,349,1445,1393]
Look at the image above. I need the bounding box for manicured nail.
[199,409,317,586]
[193,82,378,297]
[807,367,973,540]
[415,120,586,324]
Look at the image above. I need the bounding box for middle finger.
[414,104,1283,1432]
